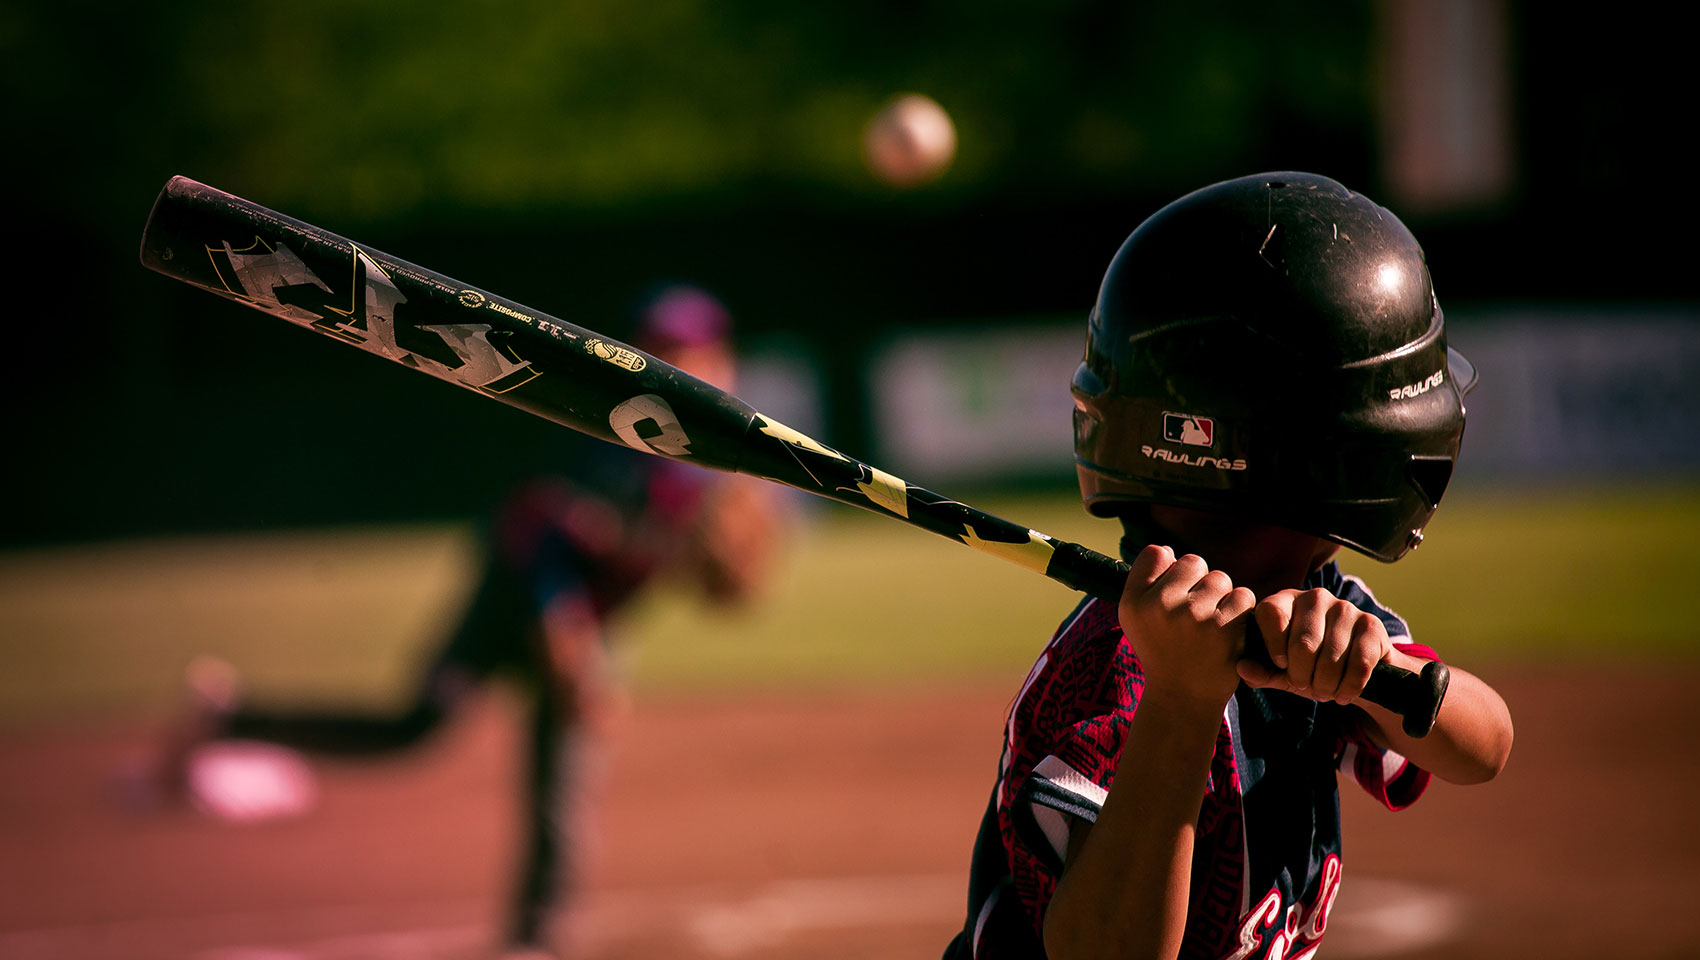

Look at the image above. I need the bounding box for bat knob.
[1399,660,1451,739]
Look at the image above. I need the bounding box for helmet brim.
[1447,346,1479,397]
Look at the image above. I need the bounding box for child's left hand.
[1237,588,1392,705]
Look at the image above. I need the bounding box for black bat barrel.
[141,176,1449,737]
[141,176,761,474]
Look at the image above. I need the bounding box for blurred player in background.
[152,284,785,958]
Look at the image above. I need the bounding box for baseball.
[863,94,957,187]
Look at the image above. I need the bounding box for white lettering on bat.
[222,240,533,392]
[609,394,693,457]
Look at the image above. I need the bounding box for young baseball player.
[942,173,1514,960]
[154,285,783,957]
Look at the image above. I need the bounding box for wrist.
[1136,683,1233,727]
[1383,647,1430,675]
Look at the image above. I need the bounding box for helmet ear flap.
[1408,455,1455,509]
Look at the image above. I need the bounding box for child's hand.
[1241,589,1392,704]
[1119,544,1257,706]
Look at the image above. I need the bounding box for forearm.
[1358,649,1513,784]
[1044,690,1223,960]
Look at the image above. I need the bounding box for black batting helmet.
[1072,172,1478,562]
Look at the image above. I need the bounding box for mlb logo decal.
[1162,413,1214,447]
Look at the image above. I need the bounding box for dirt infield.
[0,666,1694,959]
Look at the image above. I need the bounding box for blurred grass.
[0,484,1694,724]
[1334,483,1700,659]
[0,528,477,724]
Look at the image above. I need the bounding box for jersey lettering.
[1218,855,1340,960]
[1302,854,1343,940]
[1222,889,1282,960]
[1265,902,1302,959]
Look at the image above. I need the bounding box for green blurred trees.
[5,0,1693,543]
[1,1,1381,543]
[6,0,1374,219]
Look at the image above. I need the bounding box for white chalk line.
[684,873,963,956]
[1323,876,1468,959]
[0,873,1463,959]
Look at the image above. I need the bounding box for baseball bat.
[138,176,1449,737]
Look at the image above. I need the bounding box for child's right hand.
[1240,588,1392,705]
[1118,544,1257,706]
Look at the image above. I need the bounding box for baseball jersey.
[437,452,717,680]
[495,455,714,616]
[943,561,1438,960]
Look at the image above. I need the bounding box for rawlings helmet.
[1072,172,1478,562]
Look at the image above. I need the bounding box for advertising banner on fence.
[869,308,1700,485]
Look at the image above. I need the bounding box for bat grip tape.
[1044,540,1447,738]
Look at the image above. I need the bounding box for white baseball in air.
[864,94,957,187]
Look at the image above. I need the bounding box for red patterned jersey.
[942,562,1437,960]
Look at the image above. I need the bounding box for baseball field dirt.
[0,665,1692,959]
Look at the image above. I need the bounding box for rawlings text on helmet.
[1140,445,1248,471]
[1389,368,1446,401]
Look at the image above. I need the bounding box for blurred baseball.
[864,94,957,187]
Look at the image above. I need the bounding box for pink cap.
[635,285,731,350]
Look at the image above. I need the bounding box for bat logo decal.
[609,394,693,456]
[213,238,538,394]
[585,339,648,372]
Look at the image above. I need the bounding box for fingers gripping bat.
[139,176,1449,737]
